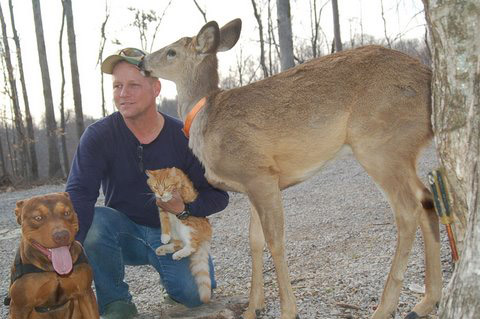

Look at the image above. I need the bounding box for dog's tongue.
[50,246,73,275]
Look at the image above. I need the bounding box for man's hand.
[156,190,185,215]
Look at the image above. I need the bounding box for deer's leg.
[353,149,441,319]
[245,178,298,319]
[407,187,442,319]
[244,204,266,318]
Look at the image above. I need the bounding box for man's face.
[112,61,161,120]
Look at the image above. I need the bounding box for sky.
[0,0,426,124]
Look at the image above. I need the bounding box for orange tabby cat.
[146,167,212,303]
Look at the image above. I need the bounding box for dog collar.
[35,299,71,313]
[182,97,207,138]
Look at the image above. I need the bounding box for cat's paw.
[161,234,171,244]
[172,247,192,260]
[172,251,188,260]
[155,246,168,256]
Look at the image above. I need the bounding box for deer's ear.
[218,19,242,52]
[195,21,220,54]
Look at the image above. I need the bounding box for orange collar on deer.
[182,97,207,138]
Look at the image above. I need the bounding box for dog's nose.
[53,230,70,246]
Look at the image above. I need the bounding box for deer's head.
[142,19,242,83]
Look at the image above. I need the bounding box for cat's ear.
[170,168,177,176]
[145,170,153,177]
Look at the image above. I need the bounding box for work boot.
[102,300,138,319]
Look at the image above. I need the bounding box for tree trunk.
[422,1,480,318]
[98,3,109,118]
[276,0,294,71]
[250,0,269,78]
[59,4,69,176]
[0,1,29,179]
[62,0,84,140]
[32,0,63,179]
[0,126,6,176]
[331,0,342,52]
[8,0,39,180]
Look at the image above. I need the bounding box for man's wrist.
[177,204,191,220]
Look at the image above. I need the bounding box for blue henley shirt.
[66,111,229,242]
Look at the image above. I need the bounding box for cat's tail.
[190,241,212,303]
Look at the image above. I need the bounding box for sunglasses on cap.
[101,47,150,75]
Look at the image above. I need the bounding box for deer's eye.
[166,49,176,59]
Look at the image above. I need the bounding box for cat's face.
[146,168,181,202]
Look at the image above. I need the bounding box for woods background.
[0,0,478,318]
[0,0,430,185]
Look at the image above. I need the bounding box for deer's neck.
[177,58,220,121]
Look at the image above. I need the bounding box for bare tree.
[331,0,342,52]
[250,0,269,78]
[128,2,172,53]
[276,0,294,71]
[32,0,63,178]
[0,133,6,177]
[62,0,84,140]
[97,2,110,117]
[380,0,392,48]
[59,4,69,176]
[267,0,281,74]
[8,0,38,180]
[0,1,28,179]
[309,0,328,58]
[423,1,479,318]
[192,0,207,23]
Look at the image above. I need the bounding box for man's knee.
[84,207,120,253]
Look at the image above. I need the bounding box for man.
[66,48,229,319]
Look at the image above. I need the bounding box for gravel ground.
[0,144,454,319]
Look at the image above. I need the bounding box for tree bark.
[251,0,269,78]
[0,1,29,179]
[423,1,480,318]
[98,4,109,118]
[32,0,63,179]
[62,0,84,140]
[0,127,6,176]
[331,0,342,52]
[276,0,294,71]
[59,4,69,176]
[8,0,39,180]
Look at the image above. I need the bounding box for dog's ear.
[15,200,25,225]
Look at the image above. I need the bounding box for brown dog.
[7,192,99,319]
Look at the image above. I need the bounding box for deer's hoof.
[405,311,419,319]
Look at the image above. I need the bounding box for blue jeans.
[83,207,216,314]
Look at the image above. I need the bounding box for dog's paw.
[161,234,171,244]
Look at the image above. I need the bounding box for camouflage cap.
[101,47,147,74]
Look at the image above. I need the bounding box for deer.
[141,18,441,319]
